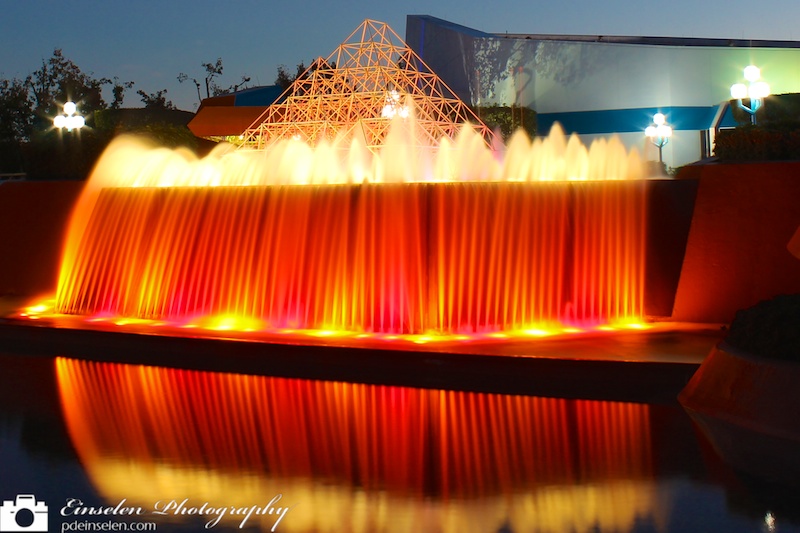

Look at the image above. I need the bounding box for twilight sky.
[2,0,800,112]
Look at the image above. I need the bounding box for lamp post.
[730,66,770,124]
[645,112,672,166]
[53,101,85,131]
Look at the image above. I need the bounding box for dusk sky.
[3,0,800,112]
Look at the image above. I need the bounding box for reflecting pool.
[1,351,798,533]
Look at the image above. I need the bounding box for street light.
[54,101,85,131]
[730,65,770,124]
[645,112,672,165]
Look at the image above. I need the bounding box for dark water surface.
[1,352,797,533]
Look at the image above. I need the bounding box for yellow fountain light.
[200,315,265,332]
[13,295,651,345]
[17,298,56,320]
[521,328,554,337]
[619,322,649,330]
[307,329,347,338]
[24,302,53,315]
[381,90,409,119]
[113,317,162,327]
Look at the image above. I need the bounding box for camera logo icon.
[0,495,48,532]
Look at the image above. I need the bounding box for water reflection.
[56,357,667,532]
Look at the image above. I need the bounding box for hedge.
[715,122,800,161]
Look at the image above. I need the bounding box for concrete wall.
[0,180,84,298]
[672,162,800,323]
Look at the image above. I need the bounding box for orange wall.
[672,162,800,323]
[0,180,84,297]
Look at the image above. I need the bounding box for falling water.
[54,122,647,335]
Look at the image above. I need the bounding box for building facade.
[406,15,800,168]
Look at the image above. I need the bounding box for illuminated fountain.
[24,20,648,342]
[46,122,645,339]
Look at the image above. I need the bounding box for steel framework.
[239,19,494,151]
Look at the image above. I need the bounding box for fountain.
[3,21,798,533]
[17,19,650,344]
[41,120,646,340]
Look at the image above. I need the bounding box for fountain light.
[764,511,776,532]
[730,65,770,124]
[54,101,85,131]
[381,90,409,119]
[644,113,672,165]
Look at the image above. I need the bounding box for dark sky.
[3,0,800,111]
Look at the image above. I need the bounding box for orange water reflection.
[56,357,667,532]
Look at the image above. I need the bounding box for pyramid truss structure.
[239,19,495,151]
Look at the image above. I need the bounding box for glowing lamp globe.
[54,101,84,131]
[730,83,748,100]
[70,115,86,130]
[743,65,761,82]
[751,81,770,99]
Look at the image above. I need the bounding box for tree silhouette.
[137,89,176,110]
[275,62,307,90]
[26,49,119,131]
[179,58,251,103]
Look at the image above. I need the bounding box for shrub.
[714,122,800,161]
[21,129,111,180]
[726,294,800,361]
[730,93,800,125]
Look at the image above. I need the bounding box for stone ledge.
[679,343,800,484]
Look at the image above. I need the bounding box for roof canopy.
[188,86,286,139]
